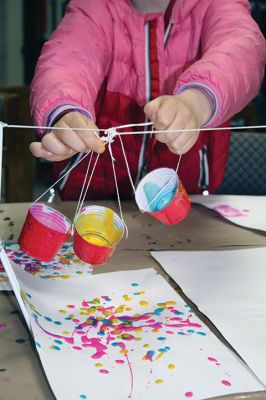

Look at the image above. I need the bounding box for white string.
[1,120,266,134]
[176,155,182,173]
[73,153,100,223]
[33,152,90,204]
[72,151,93,223]
[105,129,128,238]
[118,135,136,193]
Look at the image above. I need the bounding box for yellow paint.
[120,349,128,355]
[155,352,164,361]
[62,331,70,335]
[59,310,67,314]
[60,275,71,279]
[126,307,132,311]
[123,295,132,302]
[115,305,125,313]
[143,344,150,348]
[134,328,143,333]
[75,208,123,247]
[155,379,164,384]
[139,301,149,306]
[168,364,175,370]
[138,291,146,295]
[94,363,103,368]
[152,329,159,333]
[135,337,142,341]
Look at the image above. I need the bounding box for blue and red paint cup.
[73,205,124,265]
[18,203,71,262]
[135,168,191,225]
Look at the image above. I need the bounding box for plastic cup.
[73,205,124,265]
[18,203,71,261]
[135,167,191,225]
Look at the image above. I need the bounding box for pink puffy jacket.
[30,0,266,200]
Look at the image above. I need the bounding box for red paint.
[148,179,191,226]
[18,206,71,262]
[185,391,194,398]
[0,324,6,329]
[115,359,125,364]
[208,357,218,363]
[99,369,109,374]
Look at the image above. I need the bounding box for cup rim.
[29,203,72,235]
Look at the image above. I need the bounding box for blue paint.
[80,395,87,399]
[44,316,52,322]
[157,337,166,341]
[144,182,176,212]
[16,339,26,344]
[173,311,184,316]
[131,283,139,287]
[53,321,62,325]
[187,330,195,334]
[54,340,63,345]
[197,332,206,336]
[178,332,185,335]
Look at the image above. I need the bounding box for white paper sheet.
[6,258,265,400]
[151,248,266,387]
[0,242,92,291]
[191,195,266,232]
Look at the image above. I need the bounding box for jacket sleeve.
[175,0,266,128]
[30,0,113,134]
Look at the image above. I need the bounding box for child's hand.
[30,112,105,161]
[144,89,212,155]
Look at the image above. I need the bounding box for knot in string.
[102,127,117,144]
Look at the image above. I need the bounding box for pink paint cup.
[135,168,191,225]
[18,203,71,261]
[73,205,124,265]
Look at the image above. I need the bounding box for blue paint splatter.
[16,339,26,344]
[131,283,139,287]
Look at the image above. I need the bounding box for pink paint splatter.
[0,324,6,329]
[115,359,125,364]
[99,369,109,374]
[213,204,250,218]
[185,391,194,398]
[221,380,232,387]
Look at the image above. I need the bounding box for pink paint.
[221,380,232,387]
[0,324,6,329]
[99,369,109,374]
[185,391,194,398]
[67,305,75,309]
[208,357,218,363]
[73,346,82,350]
[115,359,125,364]
[80,336,107,359]
[166,330,174,334]
[213,204,249,218]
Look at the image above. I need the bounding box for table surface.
[0,200,266,400]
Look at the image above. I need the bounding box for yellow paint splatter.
[59,310,67,314]
[123,295,132,302]
[143,344,150,348]
[94,363,103,368]
[62,331,70,335]
[115,305,125,313]
[135,337,142,341]
[155,379,164,384]
[168,364,175,370]
[139,301,149,306]
[126,307,132,311]
[120,349,128,355]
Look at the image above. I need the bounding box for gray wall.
[0,0,24,86]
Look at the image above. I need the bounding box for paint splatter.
[213,204,250,218]
[15,339,26,344]
[0,324,6,329]
[221,380,232,387]
[99,369,109,374]
[168,364,175,370]
[185,391,194,398]
[155,379,164,384]
[80,395,87,399]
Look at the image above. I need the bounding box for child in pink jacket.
[30,0,265,200]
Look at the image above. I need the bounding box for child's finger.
[144,97,162,122]
[64,113,105,153]
[53,122,91,153]
[29,142,77,161]
[42,130,74,156]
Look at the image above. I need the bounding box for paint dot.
[0,369,7,372]
[187,330,195,334]
[99,369,109,374]
[50,345,60,351]
[131,283,139,287]
[168,364,175,370]
[66,304,75,309]
[139,301,149,306]
[80,395,87,399]
[59,310,67,314]
[44,316,52,322]
[53,321,62,325]
[221,380,231,387]
[54,340,63,345]
[178,332,185,335]
[208,357,218,363]
[73,346,82,351]
[10,310,20,315]
[157,337,166,341]
[155,379,164,384]
[35,342,41,348]
[0,324,6,329]
[185,392,194,398]
[94,363,103,368]
[16,339,26,344]
[115,360,125,364]
[197,332,206,336]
